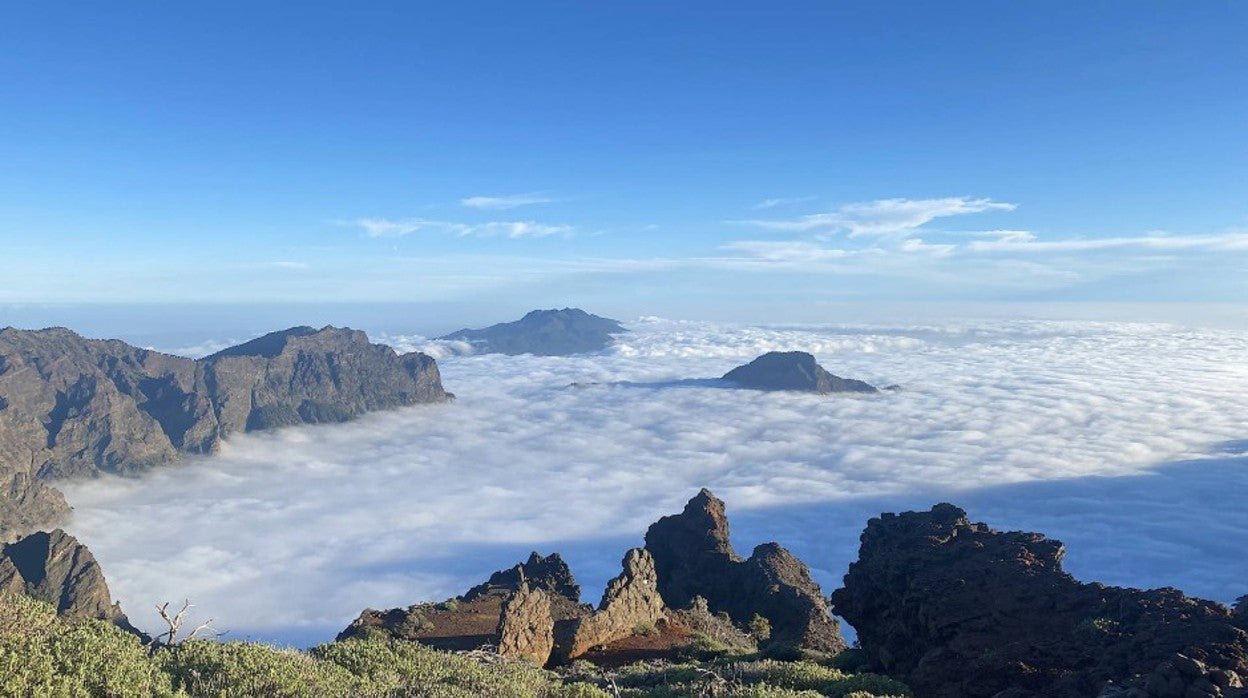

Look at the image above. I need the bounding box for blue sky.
[1,2,1246,325]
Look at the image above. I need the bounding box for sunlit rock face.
[0,325,448,539]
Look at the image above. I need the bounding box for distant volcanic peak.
[722,350,877,394]
[436,307,626,356]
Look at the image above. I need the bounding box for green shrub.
[633,621,659,637]
[158,639,363,697]
[0,592,175,698]
[313,636,562,697]
[749,614,773,642]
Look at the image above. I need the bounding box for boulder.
[645,489,846,653]
[830,503,1248,698]
[721,351,876,394]
[497,584,555,665]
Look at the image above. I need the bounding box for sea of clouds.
[60,318,1248,646]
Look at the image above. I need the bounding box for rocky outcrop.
[0,529,138,634]
[721,351,876,393]
[437,308,626,356]
[497,584,554,665]
[644,489,846,654]
[0,325,449,539]
[564,548,667,660]
[338,551,589,653]
[830,503,1248,698]
[341,491,843,665]
[464,551,581,604]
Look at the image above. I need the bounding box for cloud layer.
[61,319,1248,646]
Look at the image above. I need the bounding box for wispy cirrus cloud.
[752,196,817,210]
[459,193,553,210]
[719,240,851,262]
[968,230,1248,253]
[740,196,1016,237]
[353,218,572,239]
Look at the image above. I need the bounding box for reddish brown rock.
[830,503,1248,698]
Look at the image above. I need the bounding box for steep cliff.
[0,325,449,539]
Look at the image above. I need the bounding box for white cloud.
[753,196,817,210]
[459,193,554,210]
[968,230,1248,253]
[898,238,956,257]
[63,319,1248,646]
[352,218,573,239]
[740,196,1016,237]
[719,240,851,262]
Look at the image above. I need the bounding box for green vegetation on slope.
[0,592,908,698]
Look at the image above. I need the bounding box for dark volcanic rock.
[464,551,581,604]
[722,351,876,393]
[437,308,626,356]
[830,503,1248,698]
[644,489,846,654]
[0,529,138,634]
[0,325,449,539]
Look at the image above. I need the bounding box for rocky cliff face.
[721,351,877,393]
[0,325,449,540]
[0,528,138,634]
[437,308,626,356]
[644,489,847,654]
[830,503,1248,698]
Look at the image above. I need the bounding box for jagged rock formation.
[437,308,626,356]
[341,490,842,666]
[464,551,581,604]
[0,325,449,540]
[643,489,846,654]
[0,529,138,634]
[564,548,667,660]
[830,503,1248,698]
[337,551,590,656]
[721,351,876,393]
[496,584,554,665]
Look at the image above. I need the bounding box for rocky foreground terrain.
[832,504,1248,698]
[339,489,843,666]
[0,325,449,540]
[1,482,1245,696]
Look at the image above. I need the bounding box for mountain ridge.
[0,325,449,540]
